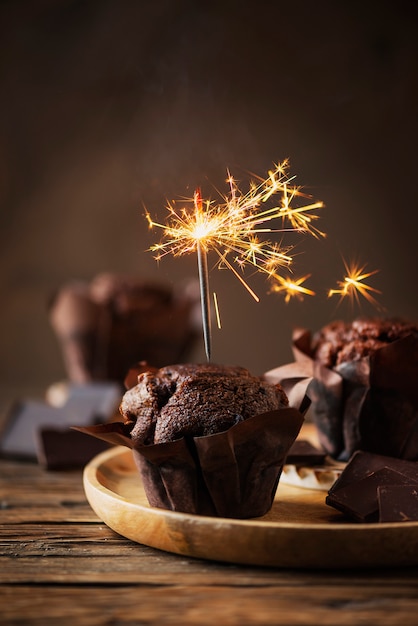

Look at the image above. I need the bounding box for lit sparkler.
[328,260,381,308]
[146,160,325,360]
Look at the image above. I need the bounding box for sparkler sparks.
[145,160,325,359]
[270,274,316,303]
[328,260,381,308]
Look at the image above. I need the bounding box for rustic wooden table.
[1,395,418,625]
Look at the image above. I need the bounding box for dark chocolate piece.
[326,467,417,522]
[378,485,418,523]
[0,383,121,466]
[37,428,110,469]
[328,450,418,495]
[286,439,327,465]
[0,400,69,459]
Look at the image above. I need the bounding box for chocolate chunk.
[37,428,110,469]
[328,450,418,494]
[286,439,327,465]
[0,382,121,466]
[378,485,418,523]
[326,467,417,522]
[0,400,62,459]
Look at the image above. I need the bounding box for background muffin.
[299,317,418,461]
[49,273,201,384]
[312,317,417,368]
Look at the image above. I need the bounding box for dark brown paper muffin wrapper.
[265,329,418,462]
[74,406,305,518]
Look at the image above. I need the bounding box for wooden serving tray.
[83,446,418,569]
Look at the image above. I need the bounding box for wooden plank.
[1,585,418,626]
[2,522,418,585]
[0,459,85,490]
[2,438,418,626]
[0,506,98,524]
[3,557,418,587]
[0,457,97,522]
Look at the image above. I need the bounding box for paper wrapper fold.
[265,328,418,462]
[75,406,304,518]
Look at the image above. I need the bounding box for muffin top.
[312,317,418,368]
[119,363,289,445]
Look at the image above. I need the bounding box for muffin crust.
[120,363,289,445]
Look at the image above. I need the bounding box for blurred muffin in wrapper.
[49,273,201,384]
[267,317,418,462]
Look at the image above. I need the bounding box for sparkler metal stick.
[197,241,212,361]
[193,188,212,360]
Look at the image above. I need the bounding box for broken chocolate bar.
[328,450,418,493]
[326,450,418,523]
[286,439,327,465]
[37,427,110,470]
[378,485,418,523]
[326,467,417,522]
[0,382,121,468]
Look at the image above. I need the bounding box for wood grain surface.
[83,445,418,569]
[2,427,418,624]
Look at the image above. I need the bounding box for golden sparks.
[328,260,381,308]
[145,160,325,302]
[145,161,383,359]
[213,292,222,329]
[270,274,316,303]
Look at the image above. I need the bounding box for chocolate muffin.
[312,317,418,369]
[49,273,200,383]
[120,363,289,445]
[77,362,304,518]
[292,317,418,461]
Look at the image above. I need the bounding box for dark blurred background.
[1,0,417,392]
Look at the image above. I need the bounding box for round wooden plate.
[83,446,418,569]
